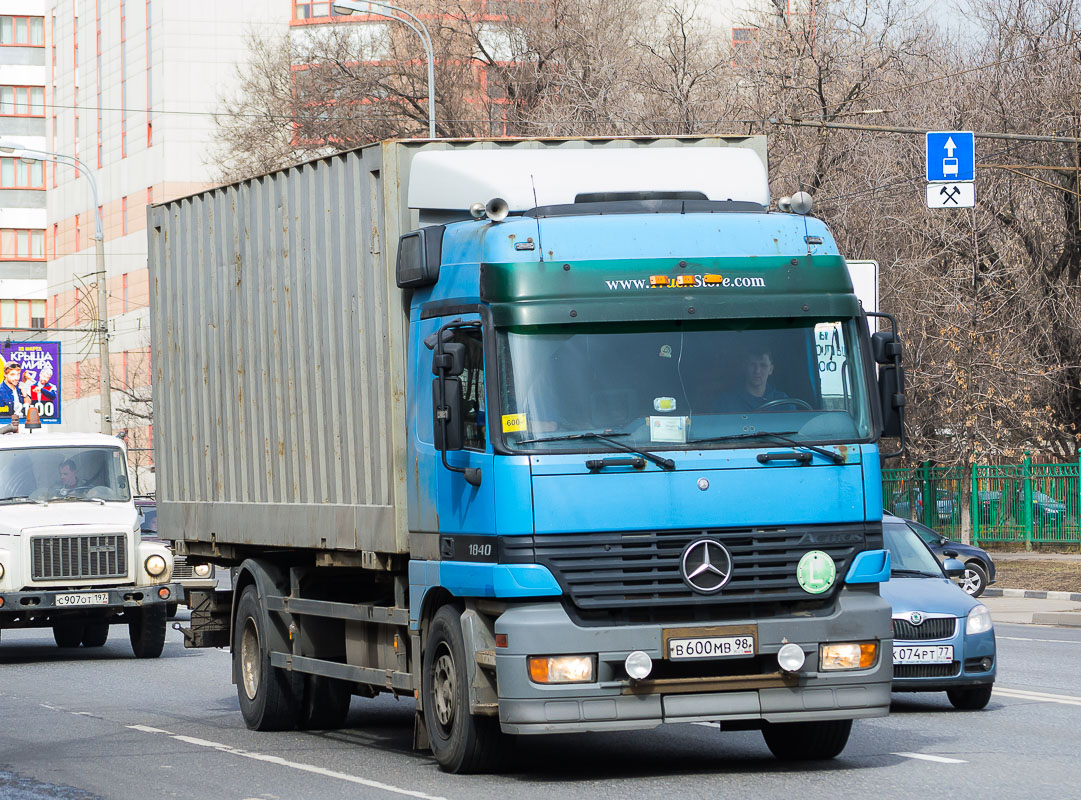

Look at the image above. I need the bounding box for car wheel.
[761,719,853,760]
[128,604,167,658]
[959,561,988,597]
[948,685,993,710]
[53,622,84,648]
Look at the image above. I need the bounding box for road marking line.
[692,722,720,728]
[999,636,1081,644]
[893,752,967,764]
[130,725,447,800]
[995,687,1081,706]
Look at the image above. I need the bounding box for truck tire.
[761,719,853,761]
[298,674,352,730]
[234,585,301,731]
[53,622,84,648]
[82,622,110,647]
[422,605,505,774]
[166,602,179,619]
[129,604,167,658]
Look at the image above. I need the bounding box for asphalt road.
[1,617,1080,800]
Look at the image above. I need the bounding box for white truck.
[0,431,178,657]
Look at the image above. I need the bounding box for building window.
[732,27,756,68]
[0,229,46,260]
[31,299,45,329]
[0,86,45,116]
[293,1,334,20]
[0,157,45,189]
[0,16,45,46]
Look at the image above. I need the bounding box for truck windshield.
[0,446,132,503]
[497,318,873,452]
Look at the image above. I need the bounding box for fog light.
[821,642,877,670]
[625,650,653,680]
[193,563,212,578]
[145,554,167,577]
[528,655,595,684]
[158,586,171,599]
[777,643,806,673]
[981,657,993,670]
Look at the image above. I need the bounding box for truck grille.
[532,524,866,617]
[31,534,127,580]
[893,617,957,640]
[893,661,961,679]
[172,555,212,580]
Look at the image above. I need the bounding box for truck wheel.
[421,605,504,774]
[166,602,179,619]
[234,585,301,731]
[298,674,352,730]
[82,622,110,647]
[129,604,167,658]
[761,719,853,761]
[53,622,84,648]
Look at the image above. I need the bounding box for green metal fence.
[883,456,1081,548]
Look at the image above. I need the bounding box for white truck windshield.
[0,446,132,503]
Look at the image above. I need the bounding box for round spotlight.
[981,657,993,671]
[777,643,806,673]
[144,554,167,577]
[193,563,212,578]
[0,562,5,580]
[625,650,653,680]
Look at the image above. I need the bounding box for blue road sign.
[927,131,975,182]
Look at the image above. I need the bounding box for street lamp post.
[331,0,436,139]
[0,142,112,434]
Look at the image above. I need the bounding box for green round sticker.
[797,550,837,594]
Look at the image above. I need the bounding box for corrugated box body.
[148,136,767,557]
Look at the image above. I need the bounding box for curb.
[1031,612,1081,627]
[983,587,1081,602]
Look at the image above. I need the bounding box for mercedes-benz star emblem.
[909,611,924,625]
[680,539,733,594]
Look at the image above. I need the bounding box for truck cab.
[0,432,177,657]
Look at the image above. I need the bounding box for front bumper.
[891,629,997,692]
[493,589,893,734]
[0,582,181,627]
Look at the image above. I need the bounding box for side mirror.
[867,316,906,456]
[871,330,903,364]
[396,226,445,288]
[432,377,465,451]
[432,343,466,377]
[942,558,966,578]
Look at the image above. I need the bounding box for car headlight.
[193,563,212,578]
[0,561,4,580]
[820,642,878,670]
[144,554,168,577]
[967,604,993,635]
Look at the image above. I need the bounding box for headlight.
[967,604,993,635]
[777,642,806,673]
[0,562,5,580]
[144,554,167,577]
[193,563,212,578]
[528,655,595,684]
[820,642,878,670]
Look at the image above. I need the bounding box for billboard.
[0,342,62,424]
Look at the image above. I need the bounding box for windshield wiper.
[689,430,845,464]
[49,495,106,506]
[890,568,939,577]
[517,431,676,471]
[0,495,44,505]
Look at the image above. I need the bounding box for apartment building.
[0,1,48,344]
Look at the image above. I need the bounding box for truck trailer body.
[149,136,905,772]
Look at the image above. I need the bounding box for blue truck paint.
[846,549,891,584]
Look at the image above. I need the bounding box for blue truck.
[149,136,906,773]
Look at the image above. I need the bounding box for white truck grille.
[31,534,127,580]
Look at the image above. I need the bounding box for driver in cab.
[722,348,789,411]
[54,458,88,497]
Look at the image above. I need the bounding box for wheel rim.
[432,643,457,733]
[960,568,982,594]
[240,616,261,701]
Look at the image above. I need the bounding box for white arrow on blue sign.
[926,131,975,182]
